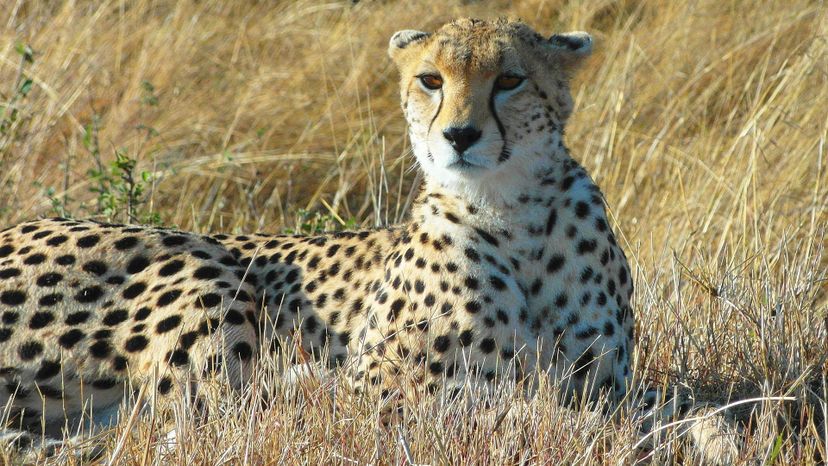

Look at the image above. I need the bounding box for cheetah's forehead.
[425,18,540,75]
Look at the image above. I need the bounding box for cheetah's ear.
[547,31,593,69]
[388,30,430,61]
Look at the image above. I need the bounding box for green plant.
[284,208,359,235]
[86,147,160,225]
[0,43,35,152]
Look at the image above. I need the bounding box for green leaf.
[19,78,33,96]
[83,124,94,150]
[14,43,34,63]
[765,433,783,465]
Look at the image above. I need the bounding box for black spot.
[62,312,90,327]
[575,327,598,339]
[192,250,211,259]
[575,201,590,218]
[433,335,451,352]
[58,329,85,348]
[163,235,188,247]
[36,272,63,287]
[113,236,139,250]
[479,338,496,354]
[122,282,147,299]
[0,245,14,258]
[496,309,509,324]
[546,254,566,273]
[474,228,499,246]
[35,360,61,380]
[36,384,62,399]
[103,309,129,326]
[1,290,26,306]
[224,310,245,325]
[89,340,112,358]
[573,348,595,378]
[156,289,182,307]
[157,377,173,395]
[55,254,76,265]
[29,312,54,329]
[555,293,568,308]
[18,341,43,360]
[388,299,405,322]
[0,268,21,279]
[194,266,222,280]
[159,260,185,277]
[0,328,12,342]
[76,234,100,248]
[464,248,480,263]
[91,378,119,390]
[577,239,598,254]
[106,275,125,285]
[545,209,558,235]
[81,260,108,276]
[501,347,515,360]
[124,336,149,352]
[303,315,319,334]
[487,276,506,291]
[196,293,222,308]
[93,329,112,339]
[603,321,615,336]
[126,256,150,274]
[179,331,200,350]
[465,301,481,314]
[618,267,628,285]
[165,350,189,367]
[429,361,444,374]
[46,235,68,246]
[233,342,253,361]
[23,254,46,265]
[75,286,104,303]
[111,356,128,371]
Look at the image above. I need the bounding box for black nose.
[442,126,482,154]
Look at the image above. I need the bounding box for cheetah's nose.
[442,126,482,154]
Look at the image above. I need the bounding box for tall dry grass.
[1,0,826,464]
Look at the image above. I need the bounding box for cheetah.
[0,17,737,462]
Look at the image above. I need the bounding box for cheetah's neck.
[414,146,582,232]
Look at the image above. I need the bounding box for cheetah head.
[389,18,592,200]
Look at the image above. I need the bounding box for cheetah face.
[389,19,592,196]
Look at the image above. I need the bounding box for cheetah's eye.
[494,75,525,91]
[418,74,443,90]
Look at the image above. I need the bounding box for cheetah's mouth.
[446,155,486,172]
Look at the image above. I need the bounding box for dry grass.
[1,0,826,464]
